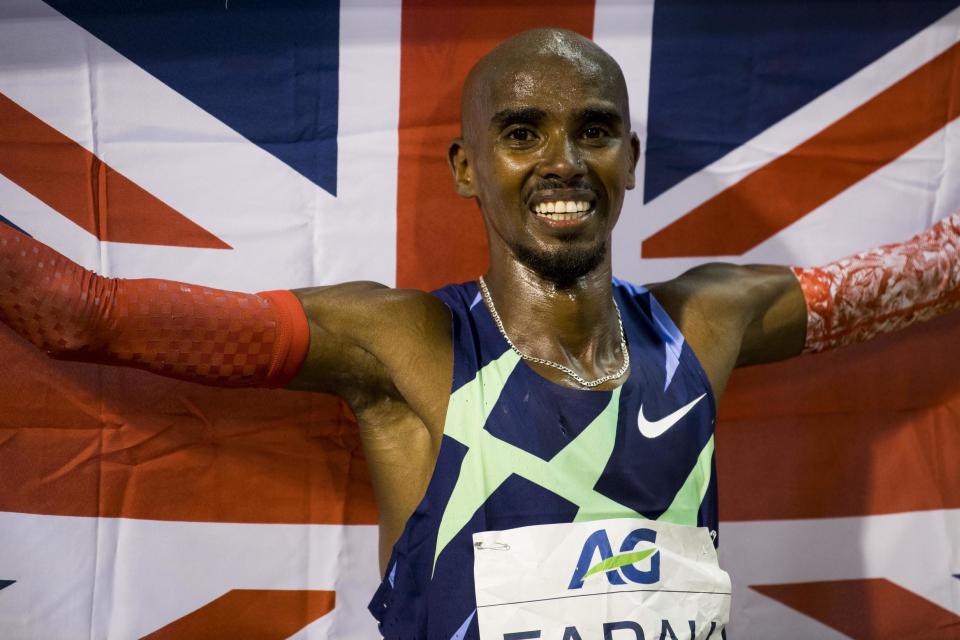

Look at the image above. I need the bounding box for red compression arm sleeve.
[793,212,960,353]
[0,223,309,388]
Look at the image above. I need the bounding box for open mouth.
[530,199,595,224]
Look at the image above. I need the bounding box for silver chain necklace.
[478,276,630,388]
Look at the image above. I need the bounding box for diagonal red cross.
[753,578,960,638]
[141,589,335,639]
[0,92,228,249]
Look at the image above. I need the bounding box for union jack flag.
[0,0,957,637]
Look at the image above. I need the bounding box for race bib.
[472,518,730,639]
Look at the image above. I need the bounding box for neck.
[482,252,624,385]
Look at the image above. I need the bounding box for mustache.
[532,179,592,192]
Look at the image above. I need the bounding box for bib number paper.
[472,518,730,639]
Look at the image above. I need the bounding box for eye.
[582,126,609,140]
[504,126,538,144]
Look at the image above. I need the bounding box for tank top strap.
[432,281,512,393]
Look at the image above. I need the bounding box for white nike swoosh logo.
[637,393,707,438]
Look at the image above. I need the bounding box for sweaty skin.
[289,29,806,569]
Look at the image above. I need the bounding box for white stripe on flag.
[722,509,960,636]
[0,511,380,639]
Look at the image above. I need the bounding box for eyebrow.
[576,107,623,128]
[490,107,546,129]
[489,105,625,130]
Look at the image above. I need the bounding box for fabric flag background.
[0,0,958,637]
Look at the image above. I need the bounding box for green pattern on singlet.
[434,349,714,572]
[657,435,715,526]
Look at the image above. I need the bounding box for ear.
[625,132,640,190]
[448,138,475,198]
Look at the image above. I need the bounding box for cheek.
[600,147,634,190]
[478,157,529,198]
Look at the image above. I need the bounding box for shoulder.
[640,263,804,398]
[294,281,450,343]
[646,262,795,326]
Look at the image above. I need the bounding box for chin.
[514,239,607,288]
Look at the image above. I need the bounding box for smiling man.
[1,28,959,639]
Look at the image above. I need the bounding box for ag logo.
[568,528,659,590]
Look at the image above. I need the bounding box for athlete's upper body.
[286,28,805,569]
[368,277,728,638]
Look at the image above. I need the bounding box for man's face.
[452,54,639,285]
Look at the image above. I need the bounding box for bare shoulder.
[290,283,453,424]
[294,282,450,350]
[647,263,805,399]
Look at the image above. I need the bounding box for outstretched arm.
[0,222,310,387]
[0,223,453,412]
[651,212,960,399]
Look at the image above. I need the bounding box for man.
[1,28,958,638]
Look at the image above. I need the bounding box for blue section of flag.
[0,216,28,236]
[644,0,960,203]
[46,0,340,196]
[0,580,14,591]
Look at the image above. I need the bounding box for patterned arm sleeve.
[792,212,960,353]
[0,222,309,387]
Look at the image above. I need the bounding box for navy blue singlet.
[370,279,718,639]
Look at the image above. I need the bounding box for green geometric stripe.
[443,348,521,446]
[434,349,521,572]
[657,434,714,527]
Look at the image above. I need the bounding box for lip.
[533,209,595,229]
[527,188,597,208]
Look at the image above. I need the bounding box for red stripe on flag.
[395,0,595,290]
[642,42,960,257]
[0,327,377,525]
[752,579,960,638]
[0,92,230,249]
[141,589,335,639]
[718,313,960,521]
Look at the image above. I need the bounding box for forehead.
[470,54,626,127]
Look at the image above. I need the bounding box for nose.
[538,134,585,181]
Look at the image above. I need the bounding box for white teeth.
[533,200,592,217]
